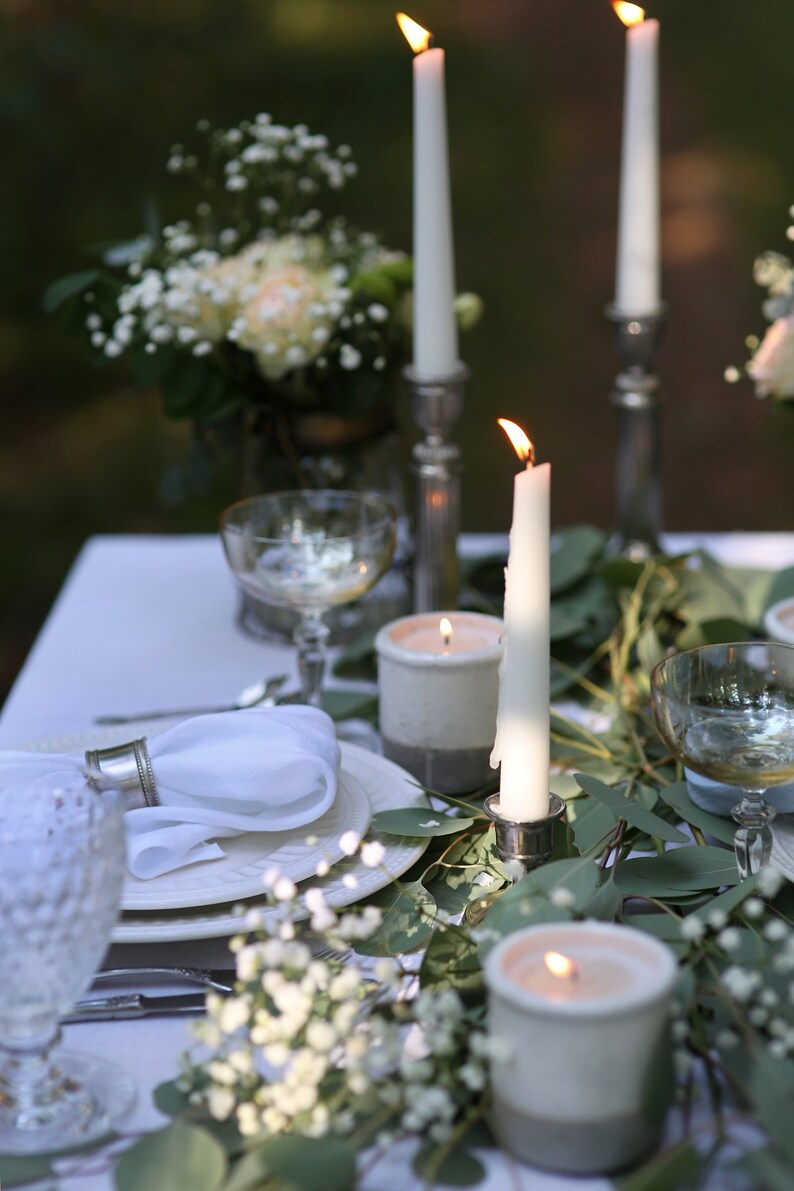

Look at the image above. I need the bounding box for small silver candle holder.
[405,363,468,612]
[484,792,567,873]
[604,304,666,561]
[464,792,566,925]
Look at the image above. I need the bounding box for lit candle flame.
[544,951,579,980]
[497,418,535,466]
[439,616,453,648]
[612,1,645,27]
[396,12,432,53]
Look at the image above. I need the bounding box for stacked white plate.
[23,727,428,943]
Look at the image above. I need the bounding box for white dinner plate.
[114,743,427,943]
[21,725,428,942]
[23,724,370,911]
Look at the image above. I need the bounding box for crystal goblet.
[221,490,396,708]
[0,777,133,1153]
[651,642,794,879]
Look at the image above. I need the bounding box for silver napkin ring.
[84,737,160,810]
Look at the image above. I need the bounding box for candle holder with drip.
[405,363,468,613]
[464,792,567,925]
[605,304,666,561]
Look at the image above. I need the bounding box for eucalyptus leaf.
[331,631,377,681]
[320,689,379,722]
[581,877,622,921]
[550,602,589,640]
[566,794,618,855]
[371,808,475,837]
[479,897,572,952]
[612,1139,703,1190]
[742,1146,794,1191]
[614,846,740,896]
[623,912,689,958]
[354,880,436,956]
[419,925,483,996]
[519,856,602,906]
[657,782,737,846]
[704,874,758,918]
[114,1121,227,1191]
[550,525,606,594]
[766,565,794,610]
[154,1078,191,1118]
[0,1152,57,1188]
[751,1052,794,1162]
[226,1135,356,1191]
[575,775,689,845]
[42,269,100,312]
[413,1142,487,1187]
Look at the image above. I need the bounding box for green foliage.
[114,1121,227,1191]
[413,1141,487,1187]
[371,807,477,837]
[223,1135,356,1191]
[90,540,794,1189]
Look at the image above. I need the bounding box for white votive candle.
[484,921,677,1175]
[375,612,503,793]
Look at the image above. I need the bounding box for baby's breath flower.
[360,840,386,867]
[680,915,705,941]
[717,927,742,952]
[338,830,361,856]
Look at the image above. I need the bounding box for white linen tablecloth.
[3,531,794,1190]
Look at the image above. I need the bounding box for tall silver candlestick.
[605,305,666,561]
[405,363,468,612]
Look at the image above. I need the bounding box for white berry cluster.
[180,832,496,1161]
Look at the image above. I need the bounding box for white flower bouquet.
[47,113,479,480]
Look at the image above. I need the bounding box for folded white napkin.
[0,706,341,879]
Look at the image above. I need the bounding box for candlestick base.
[464,793,566,926]
[405,363,468,613]
[604,304,666,559]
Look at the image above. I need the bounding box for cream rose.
[235,244,336,381]
[747,315,794,400]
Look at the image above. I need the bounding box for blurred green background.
[2,0,794,700]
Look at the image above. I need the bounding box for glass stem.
[0,1028,62,1129]
[731,789,776,880]
[294,612,330,708]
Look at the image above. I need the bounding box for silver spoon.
[94,674,289,725]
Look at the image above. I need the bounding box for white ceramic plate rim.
[112,742,427,942]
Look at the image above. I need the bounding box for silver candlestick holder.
[405,363,468,612]
[605,304,666,561]
[464,792,566,925]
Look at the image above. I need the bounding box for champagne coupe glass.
[0,776,133,1153]
[221,490,397,708]
[651,642,794,878]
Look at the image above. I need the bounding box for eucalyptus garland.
[7,530,794,1191]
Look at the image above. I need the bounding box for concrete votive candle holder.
[374,611,503,793]
[484,921,678,1175]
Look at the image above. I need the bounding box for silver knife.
[64,991,208,1022]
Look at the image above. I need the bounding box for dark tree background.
[2,0,793,700]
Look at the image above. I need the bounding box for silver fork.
[92,966,235,993]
